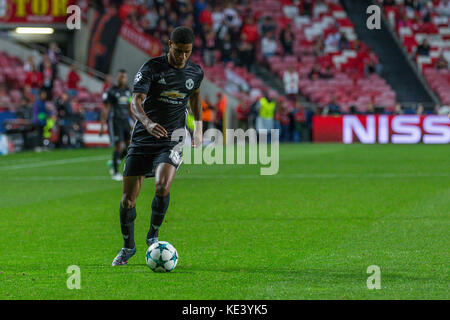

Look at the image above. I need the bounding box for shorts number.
[169,149,182,165]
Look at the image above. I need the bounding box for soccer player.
[99,69,133,181]
[112,27,204,266]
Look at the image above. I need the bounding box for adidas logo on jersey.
[158,78,166,84]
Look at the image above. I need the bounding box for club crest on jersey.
[185,78,194,90]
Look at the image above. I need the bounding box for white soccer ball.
[145,241,178,272]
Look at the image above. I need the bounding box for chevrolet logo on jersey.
[119,96,129,104]
[160,90,187,99]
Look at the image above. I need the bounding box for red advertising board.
[0,0,76,24]
[120,22,162,57]
[313,115,450,144]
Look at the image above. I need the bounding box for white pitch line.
[0,155,109,171]
[2,172,449,181]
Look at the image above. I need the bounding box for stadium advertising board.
[0,0,76,23]
[313,115,450,144]
[120,22,162,57]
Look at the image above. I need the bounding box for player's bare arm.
[131,92,168,139]
[99,102,110,136]
[189,88,202,147]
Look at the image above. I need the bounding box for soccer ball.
[146,241,178,272]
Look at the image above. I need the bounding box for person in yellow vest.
[255,91,277,136]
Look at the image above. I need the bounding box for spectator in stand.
[55,92,73,148]
[202,96,215,133]
[48,42,61,65]
[144,7,159,32]
[261,30,278,59]
[168,10,180,28]
[275,97,291,142]
[223,2,242,30]
[279,24,295,55]
[25,64,43,96]
[41,59,55,100]
[260,16,276,36]
[293,100,306,142]
[383,0,396,6]
[324,31,340,52]
[255,91,277,140]
[23,55,35,73]
[324,98,341,115]
[301,0,314,16]
[436,0,450,17]
[193,0,207,20]
[218,32,234,63]
[15,97,33,120]
[313,35,325,57]
[67,64,81,98]
[308,65,332,80]
[235,99,250,131]
[283,66,299,101]
[394,102,404,114]
[416,38,431,56]
[365,49,382,75]
[199,3,213,28]
[0,85,12,110]
[215,91,227,131]
[416,103,424,115]
[103,74,113,92]
[241,16,259,46]
[436,53,449,69]
[32,90,48,145]
[237,33,254,71]
[119,0,135,21]
[211,3,225,32]
[338,32,350,50]
[202,26,217,67]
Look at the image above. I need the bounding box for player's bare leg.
[146,163,177,246]
[112,175,145,266]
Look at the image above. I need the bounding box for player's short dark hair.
[117,69,127,74]
[170,26,194,44]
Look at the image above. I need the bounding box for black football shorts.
[123,145,183,178]
[108,118,131,144]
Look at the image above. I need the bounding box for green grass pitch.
[0,144,448,299]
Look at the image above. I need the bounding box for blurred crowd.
[0,44,86,149]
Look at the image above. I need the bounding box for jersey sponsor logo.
[134,72,142,84]
[118,96,129,104]
[186,78,194,90]
[160,90,187,99]
[158,78,166,84]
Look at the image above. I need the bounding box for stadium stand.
[379,0,450,104]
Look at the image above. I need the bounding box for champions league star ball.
[146,241,178,272]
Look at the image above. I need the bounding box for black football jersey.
[102,85,132,121]
[131,55,204,148]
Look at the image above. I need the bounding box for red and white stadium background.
[313,115,450,144]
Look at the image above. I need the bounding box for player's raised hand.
[146,122,168,139]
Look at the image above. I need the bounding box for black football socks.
[147,194,170,240]
[112,150,120,174]
[119,204,137,249]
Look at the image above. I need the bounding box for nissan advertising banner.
[313,115,450,144]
